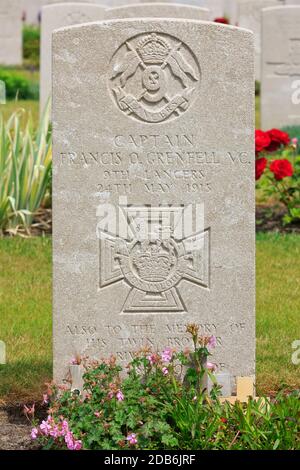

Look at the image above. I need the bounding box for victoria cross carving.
[98,206,210,314]
[109,32,201,123]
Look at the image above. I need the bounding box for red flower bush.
[214,17,229,24]
[255,128,299,225]
[269,159,294,181]
[265,129,290,152]
[255,128,290,155]
[255,157,267,180]
[255,130,271,154]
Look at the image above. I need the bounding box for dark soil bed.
[0,405,46,450]
[256,205,300,234]
[0,410,37,450]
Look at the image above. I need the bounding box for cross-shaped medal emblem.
[98,206,210,314]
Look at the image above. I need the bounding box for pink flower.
[65,432,74,449]
[292,137,298,149]
[208,335,217,350]
[162,367,169,376]
[40,418,51,435]
[70,356,79,365]
[147,354,158,365]
[116,390,124,401]
[73,440,82,451]
[207,362,217,371]
[108,391,114,399]
[36,415,81,450]
[49,425,60,439]
[64,430,82,450]
[31,428,38,440]
[94,411,101,418]
[127,433,138,445]
[161,347,173,363]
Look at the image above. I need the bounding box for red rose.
[265,129,290,152]
[270,159,293,180]
[214,17,229,24]
[255,130,271,154]
[255,157,267,180]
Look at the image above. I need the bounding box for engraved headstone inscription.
[261,6,300,129]
[52,20,255,391]
[40,2,105,113]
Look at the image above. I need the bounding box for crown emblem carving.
[136,33,171,64]
[132,240,176,282]
[109,32,200,123]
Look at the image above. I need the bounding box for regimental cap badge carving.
[108,32,201,123]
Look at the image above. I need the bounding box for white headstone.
[0,341,6,365]
[0,0,22,66]
[40,2,105,113]
[144,0,224,20]
[105,3,210,19]
[236,0,283,80]
[52,19,255,389]
[202,0,225,19]
[261,5,300,129]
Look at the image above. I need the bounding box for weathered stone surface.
[52,20,255,390]
[105,3,210,20]
[40,2,105,113]
[145,0,224,20]
[261,5,300,129]
[0,0,22,65]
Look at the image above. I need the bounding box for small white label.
[0,340,6,364]
[0,80,6,104]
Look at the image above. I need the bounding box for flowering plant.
[25,325,300,450]
[27,325,218,450]
[255,128,300,225]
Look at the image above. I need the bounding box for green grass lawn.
[256,233,300,394]
[0,238,52,405]
[0,234,299,404]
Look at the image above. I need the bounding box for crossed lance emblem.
[98,206,210,313]
[110,33,200,123]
